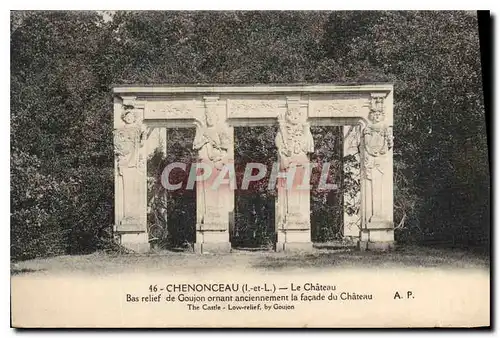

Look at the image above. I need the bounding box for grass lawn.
[11,244,490,276]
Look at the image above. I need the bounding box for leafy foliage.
[310,126,344,242]
[11,11,489,260]
[233,126,277,248]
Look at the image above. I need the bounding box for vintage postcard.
[10,10,490,328]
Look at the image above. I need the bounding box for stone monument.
[112,84,395,253]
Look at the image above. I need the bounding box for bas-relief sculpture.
[192,97,233,253]
[145,100,197,119]
[228,100,282,118]
[359,94,394,250]
[113,104,150,252]
[112,85,395,253]
[275,98,315,251]
[309,94,367,118]
[275,101,314,169]
[114,108,147,227]
[193,98,231,170]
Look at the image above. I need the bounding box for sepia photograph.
[10,10,490,328]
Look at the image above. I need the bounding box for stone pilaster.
[193,96,232,253]
[275,97,314,252]
[113,96,150,253]
[359,93,394,251]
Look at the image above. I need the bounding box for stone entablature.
[113,84,394,253]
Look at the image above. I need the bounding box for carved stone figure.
[362,98,393,177]
[193,101,231,170]
[275,102,314,235]
[275,105,314,169]
[114,108,147,227]
[114,109,147,172]
[361,95,393,226]
[193,99,232,233]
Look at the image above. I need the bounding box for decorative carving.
[275,100,314,169]
[148,102,194,118]
[313,101,360,116]
[229,100,282,117]
[361,94,393,226]
[193,97,232,229]
[114,106,147,228]
[275,98,314,230]
[193,98,231,170]
[114,108,147,173]
[362,95,393,168]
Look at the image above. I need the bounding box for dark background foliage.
[10,10,489,260]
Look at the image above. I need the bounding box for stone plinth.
[119,232,150,253]
[358,229,395,251]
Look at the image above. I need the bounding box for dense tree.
[323,11,489,247]
[10,11,489,260]
[11,11,115,258]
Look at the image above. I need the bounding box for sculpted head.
[285,106,305,125]
[369,96,385,123]
[121,109,137,125]
[205,109,217,127]
[369,109,384,123]
[203,102,219,127]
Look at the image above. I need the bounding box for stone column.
[359,93,394,251]
[113,96,150,252]
[193,96,233,253]
[343,125,362,241]
[275,97,314,252]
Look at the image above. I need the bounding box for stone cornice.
[113,84,393,96]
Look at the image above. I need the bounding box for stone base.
[275,228,312,252]
[357,228,394,251]
[195,229,230,254]
[275,242,313,252]
[194,242,232,254]
[358,240,395,252]
[118,232,150,253]
[360,228,393,240]
[196,230,229,243]
[358,228,394,251]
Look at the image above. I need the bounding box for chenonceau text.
[166,283,240,292]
